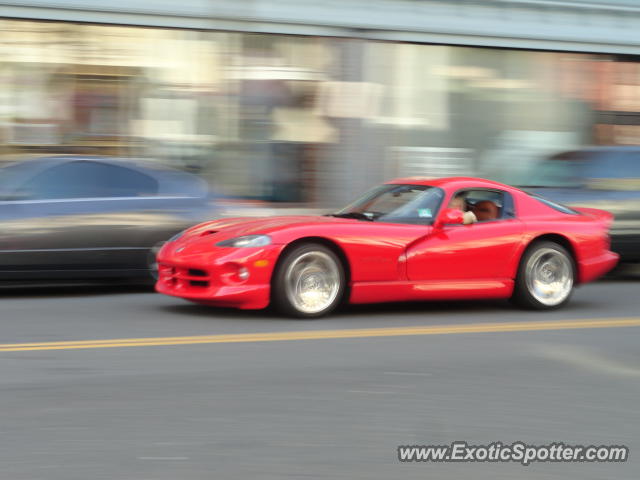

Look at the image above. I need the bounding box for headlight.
[216,235,272,248]
[168,230,185,242]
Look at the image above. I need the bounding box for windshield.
[331,184,445,224]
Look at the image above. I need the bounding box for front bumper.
[155,243,284,309]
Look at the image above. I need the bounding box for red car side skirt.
[349,279,514,304]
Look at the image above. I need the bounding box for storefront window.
[0,18,636,204]
[361,42,602,186]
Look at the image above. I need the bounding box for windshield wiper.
[325,212,374,221]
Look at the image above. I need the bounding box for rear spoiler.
[571,207,615,227]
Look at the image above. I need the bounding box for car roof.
[7,155,175,171]
[552,146,640,156]
[0,155,209,197]
[386,176,517,192]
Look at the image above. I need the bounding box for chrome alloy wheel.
[284,251,341,314]
[525,247,573,306]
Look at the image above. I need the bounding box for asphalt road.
[1,279,639,479]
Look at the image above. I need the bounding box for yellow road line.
[1,317,640,352]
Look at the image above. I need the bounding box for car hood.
[183,215,355,242]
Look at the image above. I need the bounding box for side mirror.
[434,208,464,229]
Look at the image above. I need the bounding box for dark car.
[518,146,640,263]
[0,156,217,283]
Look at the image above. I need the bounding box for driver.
[448,194,477,225]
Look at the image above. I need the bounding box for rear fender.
[572,207,614,228]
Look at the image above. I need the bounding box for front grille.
[188,268,207,277]
[159,264,211,289]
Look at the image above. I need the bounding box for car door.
[0,161,109,273]
[0,160,167,274]
[406,188,525,283]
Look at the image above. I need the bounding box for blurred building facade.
[0,0,639,206]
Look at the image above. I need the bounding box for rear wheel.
[272,243,345,318]
[512,241,575,310]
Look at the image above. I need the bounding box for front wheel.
[272,243,345,318]
[512,241,575,310]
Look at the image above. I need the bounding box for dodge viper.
[156,177,618,317]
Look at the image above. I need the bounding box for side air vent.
[188,269,208,277]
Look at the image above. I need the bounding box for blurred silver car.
[521,146,640,264]
[0,156,217,283]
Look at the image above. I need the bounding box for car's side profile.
[0,156,215,283]
[156,177,618,317]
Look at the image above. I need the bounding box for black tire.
[272,243,346,318]
[512,241,575,310]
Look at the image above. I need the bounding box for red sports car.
[156,177,618,317]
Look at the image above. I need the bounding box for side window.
[585,152,640,178]
[585,152,640,190]
[101,164,158,197]
[453,189,514,222]
[17,161,158,200]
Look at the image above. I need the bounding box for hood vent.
[200,230,218,237]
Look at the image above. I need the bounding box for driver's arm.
[462,211,477,225]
